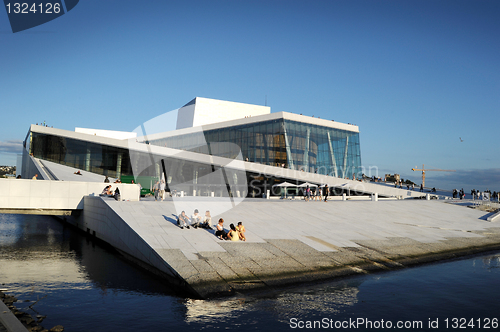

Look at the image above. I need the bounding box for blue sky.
[0,0,499,191]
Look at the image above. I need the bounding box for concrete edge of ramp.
[487,210,500,222]
[175,235,500,299]
[0,298,29,332]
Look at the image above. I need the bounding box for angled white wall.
[176,97,270,130]
[0,179,140,210]
[175,102,197,130]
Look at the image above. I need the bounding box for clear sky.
[1,0,499,191]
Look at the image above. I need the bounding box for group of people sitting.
[176,210,246,241]
[215,219,246,241]
[101,185,121,200]
[177,209,212,229]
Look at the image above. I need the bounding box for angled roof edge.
[140,111,359,142]
[182,98,197,107]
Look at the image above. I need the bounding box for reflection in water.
[272,282,359,316]
[182,284,360,327]
[0,214,22,245]
[182,253,500,330]
[476,254,500,270]
[0,214,182,297]
[1,214,500,331]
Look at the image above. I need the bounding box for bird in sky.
[459,137,463,142]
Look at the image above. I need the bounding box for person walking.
[159,180,166,201]
[153,181,159,201]
[323,184,329,202]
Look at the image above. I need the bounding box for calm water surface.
[1,214,499,331]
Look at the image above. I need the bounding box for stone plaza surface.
[81,196,500,299]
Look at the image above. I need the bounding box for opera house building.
[21,97,364,197]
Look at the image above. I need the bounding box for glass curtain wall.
[148,119,362,179]
[30,132,132,179]
[29,127,362,197]
[148,119,287,167]
[283,120,362,179]
[29,132,248,197]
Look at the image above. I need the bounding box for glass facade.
[28,116,362,197]
[28,132,249,197]
[30,132,133,179]
[148,119,362,179]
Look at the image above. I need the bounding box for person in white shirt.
[191,209,202,228]
[159,180,166,201]
[201,210,212,229]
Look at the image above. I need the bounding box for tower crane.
[411,164,455,188]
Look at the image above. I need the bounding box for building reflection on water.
[475,253,500,271]
[0,213,184,297]
[183,281,360,323]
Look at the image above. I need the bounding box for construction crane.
[411,164,456,188]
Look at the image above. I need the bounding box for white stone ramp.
[103,198,498,257]
[87,197,500,298]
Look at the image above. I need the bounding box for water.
[1,214,499,331]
